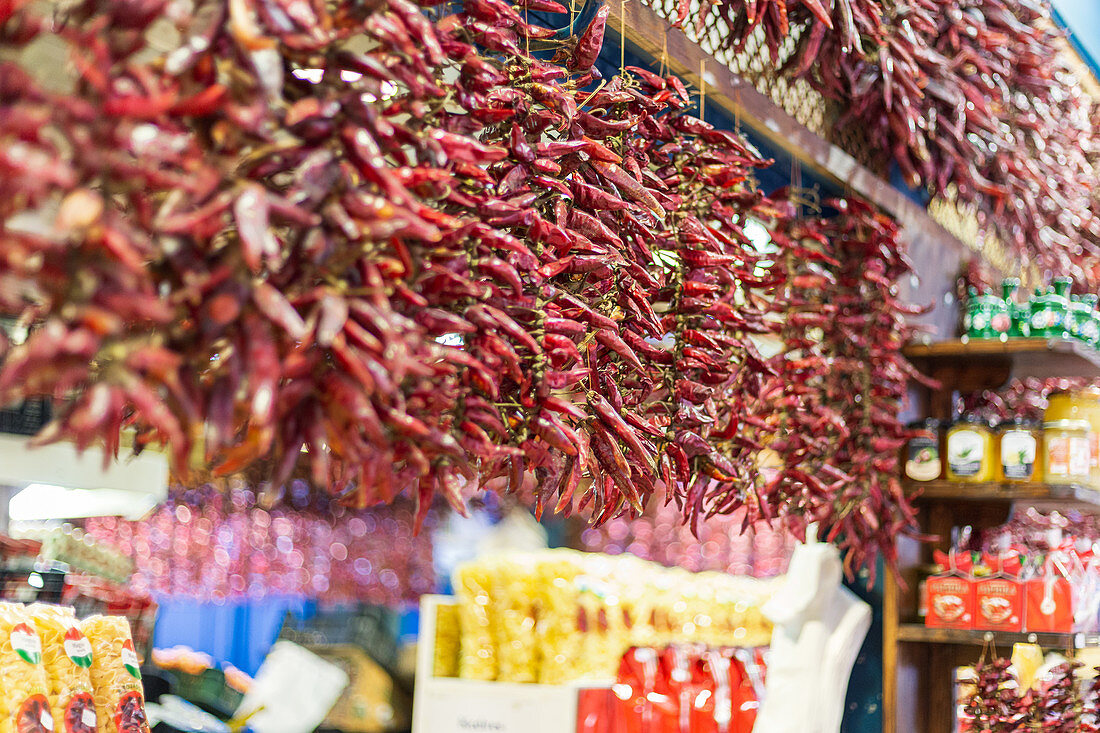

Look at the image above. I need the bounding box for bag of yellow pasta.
[81,616,148,733]
[29,606,96,733]
[0,603,54,733]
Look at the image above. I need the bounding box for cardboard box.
[974,577,1023,632]
[926,575,974,629]
[1025,576,1073,633]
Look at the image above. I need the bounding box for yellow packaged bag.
[491,555,540,683]
[29,606,96,733]
[453,563,497,680]
[432,603,460,678]
[0,602,54,733]
[81,616,149,733]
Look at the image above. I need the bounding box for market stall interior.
[0,0,1097,731]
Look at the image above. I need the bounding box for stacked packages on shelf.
[925,513,1100,634]
[440,550,778,684]
[576,646,766,733]
[33,528,135,586]
[0,602,149,733]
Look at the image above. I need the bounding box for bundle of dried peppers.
[698,0,1100,283]
[0,0,921,572]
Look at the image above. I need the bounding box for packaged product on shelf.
[28,605,96,733]
[945,416,996,483]
[1045,388,1100,486]
[452,561,497,681]
[81,616,149,733]
[0,602,53,733]
[610,645,762,733]
[996,418,1041,483]
[534,551,587,685]
[1023,555,1075,634]
[973,560,1024,633]
[1042,419,1091,486]
[488,555,540,683]
[925,552,975,630]
[431,603,459,679]
[450,550,777,686]
[904,419,942,482]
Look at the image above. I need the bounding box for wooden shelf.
[903,480,1100,507]
[903,338,1100,384]
[897,623,1100,650]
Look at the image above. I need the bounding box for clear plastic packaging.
[0,603,52,733]
[29,605,96,733]
[81,616,149,733]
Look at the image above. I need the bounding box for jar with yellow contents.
[996,417,1041,483]
[1045,388,1100,488]
[945,415,997,483]
[1043,419,1091,486]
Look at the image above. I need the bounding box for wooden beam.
[605,0,987,338]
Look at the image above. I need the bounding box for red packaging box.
[926,575,975,629]
[973,577,1024,632]
[1025,576,1073,633]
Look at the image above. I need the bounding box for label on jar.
[906,436,940,482]
[1081,319,1099,344]
[1000,430,1036,480]
[947,429,984,477]
[1047,434,1089,479]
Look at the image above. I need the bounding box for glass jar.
[945,416,996,483]
[1082,294,1100,347]
[966,289,1009,340]
[1068,296,1091,341]
[905,419,941,482]
[1002,278,1028,338]
[1045,389,1100,487]
[1043,419,1091,486]
[996,418,1041,483]
[1030,287,1067,339]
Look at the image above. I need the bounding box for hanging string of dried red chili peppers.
[683,0,1100,284]
[0,0,922,573]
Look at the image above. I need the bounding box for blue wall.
[153,596,317,676]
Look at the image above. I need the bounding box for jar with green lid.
[1053,278,1073,337]
[905,419,941,482]
[1043,419,1091,485]
[1053,276,1073,298]
[1002,278,1029,338]
[997,417,1041,483]
[945,416,996,483]
[1030,286,1069,339]
[965,288,1010,340]
[1069,296,1094,342]
[1082,294,1100,346]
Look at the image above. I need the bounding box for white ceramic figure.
[754,528,872,733]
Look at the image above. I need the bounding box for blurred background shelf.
[902,480,1100,506]
[903,338,1100,386]
[896,624,1100,650]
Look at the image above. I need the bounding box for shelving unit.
[885,338,1100,733]
[896,624,1100,650]
[903,479,1100,506]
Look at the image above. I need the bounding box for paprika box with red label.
[973,577,1024,632]
[925,575,975,629]
[1024,576,1073,633]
